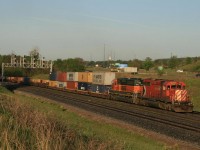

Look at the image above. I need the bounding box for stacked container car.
[90,72,116,98]
[30,78,41,86]
[56,72,67,89]
[77,72,92,94]
[66,72,78,91]
[49,72,58,89]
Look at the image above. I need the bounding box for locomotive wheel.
[164,104,172,111]
[167,104,172,111]
[158,102,166,110]
[132,94,139,104]
[109,94,113,100]
[133,98,140,105]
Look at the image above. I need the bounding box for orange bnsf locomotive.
[109,78,144,104]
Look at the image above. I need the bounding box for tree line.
[0,53,200,77]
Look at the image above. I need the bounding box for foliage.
[86,61,96,67]
[192,65,200,72]
[193,57,198,63]
[154,59,168,67]
[143,57,154,71]
[29,47,40,60]
[0,89,167,150]
[53,58,86,72]
[185,57,192,65]
[184,79,200,111]
[168,56,178,69]
[4,68,24,77]
[156,67,165,76]
[0,95,120,150]
[128,59,143,69]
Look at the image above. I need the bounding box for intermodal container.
[92,72,115,85]
[66,81,78,90]
[57,72,67,82]
[67,72,78,81]
[34,79,41,83]
[49,81,57,88]
[123,67,137,73]
[23,77,30,85]
[78,82,91,91]
[10,77,17,82]
[30,79,41,85]
[30,78,34,84]
[6,77,11,82]
[50,72,57,81]
[17,77,24,83]
[78,72,93,83]
[41,79,49,84]
[57,81,67,88]
[90,84,111,93]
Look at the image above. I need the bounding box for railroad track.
[16,86,200,145]
[19,86,200,126]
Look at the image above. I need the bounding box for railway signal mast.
[1,54,53,82]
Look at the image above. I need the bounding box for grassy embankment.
[0,86,176,150]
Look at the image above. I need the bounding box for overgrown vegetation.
[0,94,120,149]
[0,87,170,150]
[184,79,200,111]
[53,58,86,72]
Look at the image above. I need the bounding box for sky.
[0,0,200,61]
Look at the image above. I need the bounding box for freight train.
[5,72,193,112]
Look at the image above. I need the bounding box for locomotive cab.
[163,81,189,103]
[111,78,143,94]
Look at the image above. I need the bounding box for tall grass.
[0,94,119,150]
[184,79,200,111]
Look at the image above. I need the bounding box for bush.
[0,95,116,150]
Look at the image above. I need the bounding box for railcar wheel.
[132,94,140,104]
[159,102,168,110]
[109,94,113,100]
[133,98,140,105]
[166,104,172,111]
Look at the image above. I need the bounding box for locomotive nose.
[175,90,188,102]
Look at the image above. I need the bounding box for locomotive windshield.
[167,83,185,90]
[118,78,143,86]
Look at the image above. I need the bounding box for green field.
[0,86,181,150]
